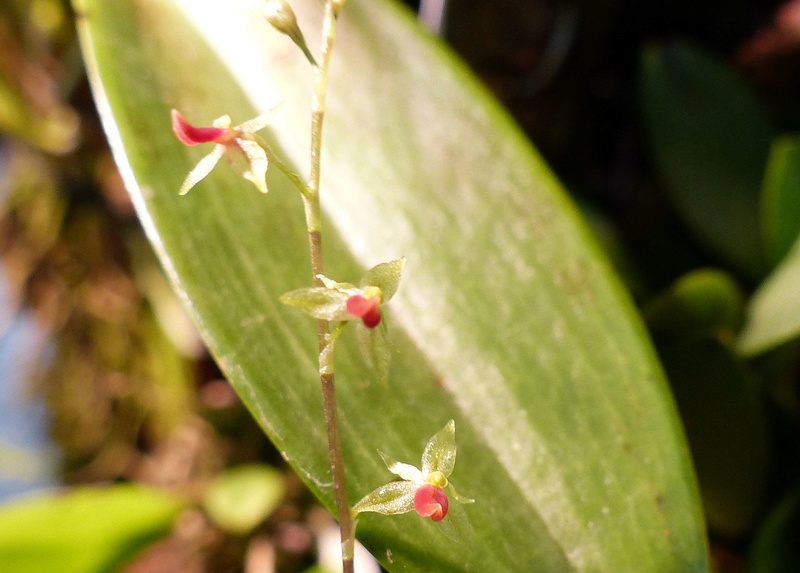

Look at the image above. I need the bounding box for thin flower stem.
[254,135,312,198]
[302,2,355,573]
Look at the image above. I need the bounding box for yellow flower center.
[362,285,383,304]
[427,470,448,489]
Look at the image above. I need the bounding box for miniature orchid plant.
[170,1,471,571]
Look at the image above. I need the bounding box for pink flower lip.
[414,484,449,522]
[171,109,230,146]
[346,294,381,328]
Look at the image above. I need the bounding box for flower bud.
[331,0,347,17]
[263,0,298,34]
[263,0,317,67]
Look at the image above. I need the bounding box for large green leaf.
[75,0,708,570]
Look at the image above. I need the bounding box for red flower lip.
[171,110,230,146]
[414,484,449,522]
[346,293,382,328]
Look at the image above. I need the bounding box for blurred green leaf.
[657,337,770,538]
[761,135,800,266]
[640,40,774,278]
[0,484,183,573]
[203,464,285,535]
[738,237,800,355]
[644,269,743,340]
[76,0,708,570]
[646,272,769,537]
[749,489,800,573]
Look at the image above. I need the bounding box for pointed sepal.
[357,317,391,384]
[361,257,405,303]
[351,481,416,517]
[279,286,351,322]
[421,420,457,478]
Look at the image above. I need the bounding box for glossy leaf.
[76,0,708,570]
[761,135,800,266]
[0,484,183,573]
[640,40,774,278]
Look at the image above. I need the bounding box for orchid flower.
[279,258,405,382]
[352,420,474,525]
[279,258,404,330]
[171,109,273,195]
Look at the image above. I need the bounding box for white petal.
[317,274,340,289]
[212,115,232,128]
[378,450,423,482]
[316,274,358,292]
[235,104,280,134]
[179,145,225,195]
[237,138,269,193]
